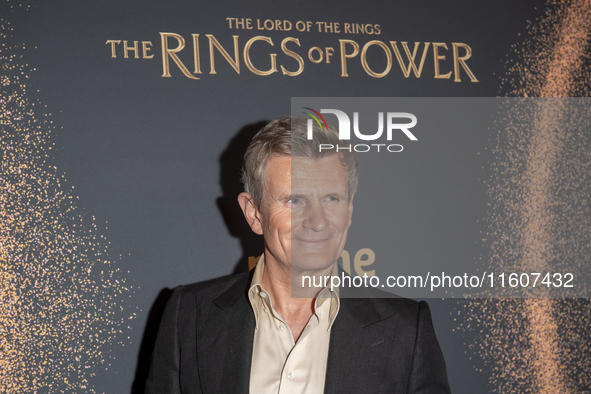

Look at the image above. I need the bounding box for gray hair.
[241,116,358,208]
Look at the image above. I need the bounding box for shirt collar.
[247,254,340,330]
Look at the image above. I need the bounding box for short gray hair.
[241,116,358,208]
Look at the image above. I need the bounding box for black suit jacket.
[145,271,451,394]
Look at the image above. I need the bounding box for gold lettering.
[243,36,277,76]
[159,32,199,79]
[354,248,375,277]
[308,47,324,63]
[283,20,292,31]
[390,41,430,78]
[295,21,306,32]
[123,40,139,59]
[374,24,381,35]
[452,43,478,82]
[334,22,341,33]
[248,255,260,270]
[226,18,252,30]
[344,23,352,34]
[433,42,451,79]
[264,19,274,30]
[142,41,154,59]
[280,37,304,76]
[339,39,360,77]
[365,24,374,34]
[325,47,334,64]
[235,18,246,29]
[105,40,120,58]
[206,34,240,74]
[191,34,202,74]
[340,250,351,275]
[361,40,392,78]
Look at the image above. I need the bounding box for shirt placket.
[277,300,329,393]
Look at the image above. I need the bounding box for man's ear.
[238,192,263,235]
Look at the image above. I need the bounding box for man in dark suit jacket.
[145,116,450,393]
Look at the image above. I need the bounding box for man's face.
[257,154,353,274]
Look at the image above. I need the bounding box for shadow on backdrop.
[217,120,268,274]
[131,287,173,394]
[131,121,268,393]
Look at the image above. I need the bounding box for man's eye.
[287,198,299,204]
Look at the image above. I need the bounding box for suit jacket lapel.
[194,272,404,394]
[324,297,401,394]
[196,273,255,394]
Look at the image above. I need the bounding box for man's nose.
[301,202,329,231]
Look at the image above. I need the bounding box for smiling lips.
[296,238,329,243]
[292,236,334,246]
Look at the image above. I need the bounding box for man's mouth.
[293,237,332,244]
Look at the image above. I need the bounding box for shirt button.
[260,292,267,298]
[263,308,268,314]
[287,372,293,380]
[319,311,325,317]
[279,324,286,331]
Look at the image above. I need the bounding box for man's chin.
[289,257,337,298]
[290,254,337,275]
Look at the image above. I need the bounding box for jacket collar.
[198,272,255,394]
[201,270,401,394]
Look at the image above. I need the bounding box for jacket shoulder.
[371,296,424,321]
[341,283,423,321]
[175,271,252,303]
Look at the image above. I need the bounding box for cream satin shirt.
[248,255,340,394]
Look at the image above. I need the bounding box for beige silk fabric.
[248,255,340,394]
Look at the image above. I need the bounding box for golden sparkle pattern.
[1,18,134,393]
[460,1,591,393]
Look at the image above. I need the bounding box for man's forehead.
[264,154,345,175]
[264,154,347,193]
[264,154,292,177]
[291,156,346,178]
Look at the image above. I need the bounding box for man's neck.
[261,255,335,342]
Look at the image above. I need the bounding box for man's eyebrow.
[279,191,348,200]
[281,193,306,201]
[324,191,348,199]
